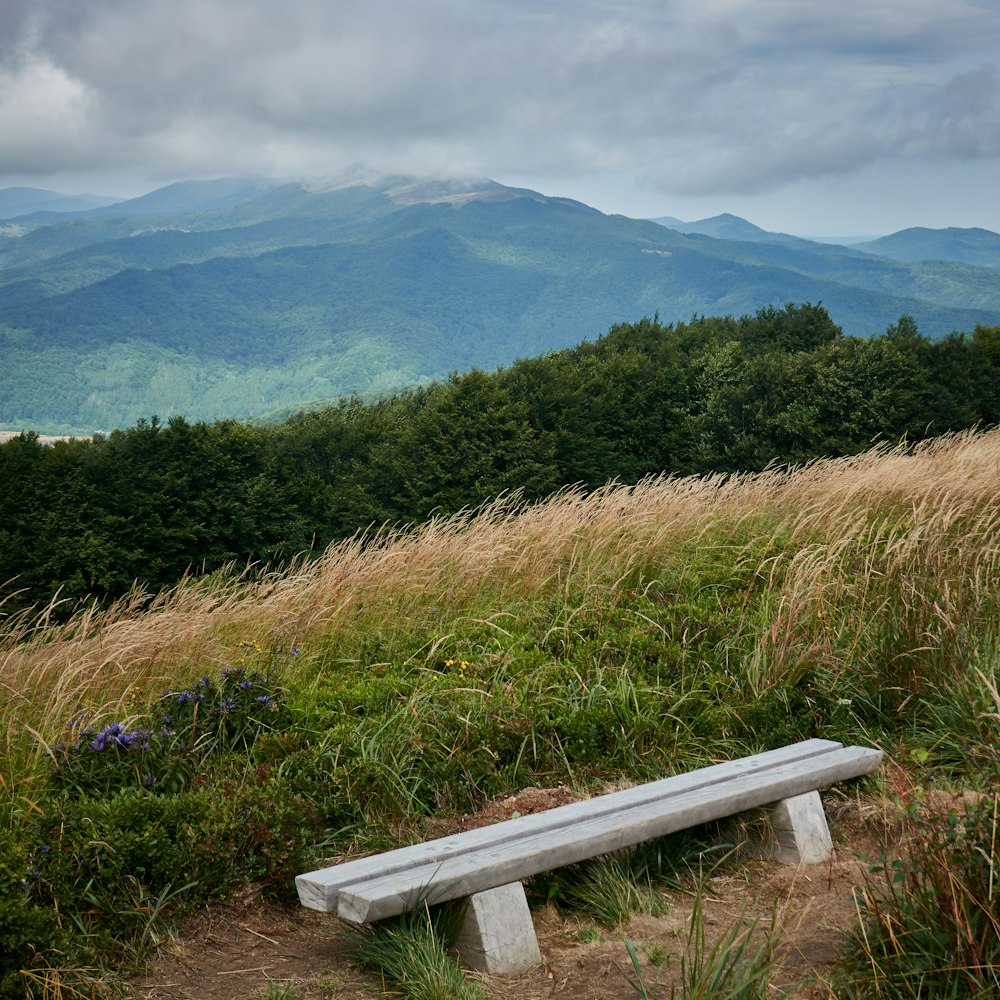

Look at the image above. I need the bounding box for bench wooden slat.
[296,738,846,912]
[335,744,881,923]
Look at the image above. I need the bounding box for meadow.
[3,428,1000,998]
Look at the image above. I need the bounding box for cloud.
[1,0,998,214]
[0,52,100,171]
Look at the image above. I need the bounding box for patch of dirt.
[0,430,79,444]
[131,788,908,1000]
[424,785,582,836]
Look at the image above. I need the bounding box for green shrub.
[837,794,1000,997]
[0,829,74,999]
[45,663,286,798]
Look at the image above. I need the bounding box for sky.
[2,0,999,237]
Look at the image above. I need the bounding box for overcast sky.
[2,0,999,236]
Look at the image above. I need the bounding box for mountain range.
[2,174,999,434]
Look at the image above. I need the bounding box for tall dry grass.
[3,427,1000,752]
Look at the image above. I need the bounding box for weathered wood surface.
[296,738,848,912]
[338,745,881,922]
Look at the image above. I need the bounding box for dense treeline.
[3,303,999,616]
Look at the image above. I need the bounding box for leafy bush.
[0,829,74,999]
[46,659,286,798]
[28,771,319,957]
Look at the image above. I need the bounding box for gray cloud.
[1,0,998,230]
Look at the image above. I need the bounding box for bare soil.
[131,787,923,1000]
[0,430,78,444]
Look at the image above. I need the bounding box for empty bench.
[297,738,882,977]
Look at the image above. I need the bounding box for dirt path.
[132,790,901,1000]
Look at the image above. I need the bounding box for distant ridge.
[91,177,283,217]
[0,187,122,220]
[653,212,815,247]
[855,226,1000,269]
[648,214,685,227]
[3,173,1000,434]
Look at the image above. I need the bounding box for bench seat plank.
[336,744,881,923]
[296,738,846,912]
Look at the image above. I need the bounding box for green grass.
[618,892,786,1000]
[3,431,1000,996]
[350,905,488,1000]
[836,794,1000,997]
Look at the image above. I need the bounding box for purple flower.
[238,679,253,690]
[256,694,271,706]
[220,697,236,712]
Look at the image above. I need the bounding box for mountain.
[0,187,122,220]
[2,176,1000,434]
[653,212,809,246]
[648,214,685,228]
[88,177,284,217]
[854,227,1000,269]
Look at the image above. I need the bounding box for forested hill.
[3,304,999,617]
[3,175,1000,434]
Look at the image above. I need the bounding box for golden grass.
[3,427,1000,748]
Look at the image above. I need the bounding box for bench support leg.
[451,881,541,977]
[750,790,834,864]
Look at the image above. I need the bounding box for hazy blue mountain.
[87,177,284,217]
[854,227,1000,269]
[0,187,122,219]
[653,212,811,247]
[2,175,1000,434]
[648,214,685,227]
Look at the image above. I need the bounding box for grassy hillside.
[3,429,1000,995]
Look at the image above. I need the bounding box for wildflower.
[220,697,236,712]
[238,679,254,690]
[256,694,271,706]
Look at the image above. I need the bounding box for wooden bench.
[296,738,882,977]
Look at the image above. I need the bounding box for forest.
[2,302,999,618]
